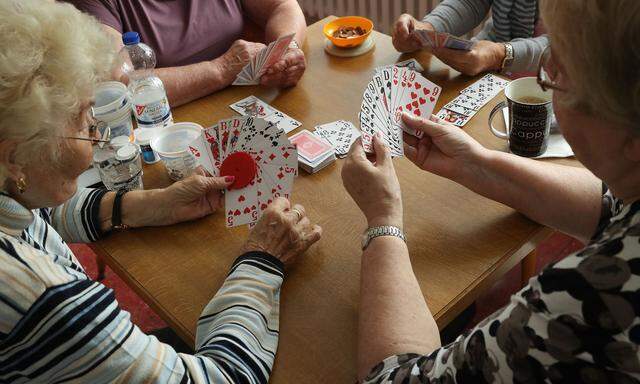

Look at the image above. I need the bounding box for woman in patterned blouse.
[342,0,640,382]
[0,1,321,382]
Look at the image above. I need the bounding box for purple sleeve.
[64,0,123,33]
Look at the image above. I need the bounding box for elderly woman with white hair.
[0,1,321,383]
[342,0,640,382]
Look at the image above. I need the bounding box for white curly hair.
[0,0,115,187]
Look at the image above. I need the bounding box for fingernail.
[225,176,235,183]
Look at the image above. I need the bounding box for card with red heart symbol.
[193,116,297,227]
[360,66,442,156]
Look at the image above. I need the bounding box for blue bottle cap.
[122,31,140,45]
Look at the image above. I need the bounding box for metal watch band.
[111,189,129,230]
[361,225,406,250]
[501,42,514,72]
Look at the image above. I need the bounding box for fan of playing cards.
[360,66,442,156]
[233,33,295,86]
[189,116,298,228]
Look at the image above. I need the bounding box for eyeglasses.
[61,108,111,147]
[537,46,567,93]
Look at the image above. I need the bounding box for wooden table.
[93,17,579,383]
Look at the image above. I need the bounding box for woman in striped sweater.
[393,0,547,76]
[0,1,322,383]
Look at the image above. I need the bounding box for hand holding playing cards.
[260,47,306,88]
[148,173,235,226]
[401,113,486,182]
[392,14,434,53]
[220,39,267,80]
[241,198,322,265]
[434,40,506,76]
[342,135,403,229]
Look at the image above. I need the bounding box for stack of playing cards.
[289,130,335,173]
[233,33,295,86]
[360,66,442,157]
[188,116,298,228]
[436,74,510,127]
[414,30,476,51]
[314,120,360,158]
[229,95,301,133]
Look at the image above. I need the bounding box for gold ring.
[291,208,303,222]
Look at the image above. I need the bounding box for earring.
[16,177,27,193]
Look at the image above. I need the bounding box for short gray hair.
[0,0,115,185]
[541,0,640,129]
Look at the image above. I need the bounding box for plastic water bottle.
[119,31,173,129]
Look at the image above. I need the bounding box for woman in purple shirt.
[68,0,307,107]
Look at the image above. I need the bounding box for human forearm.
[98,189,166,232]
[249,0,306,45]
[155,58,234,108]
[357,236,440,381]
[459,149,602,242]
[422,0,492,36]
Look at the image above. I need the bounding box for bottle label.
[134,97,172,127]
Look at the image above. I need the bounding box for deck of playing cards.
[233,33,295,86]
[414,30,475,51]
[188,116,298,228]
[435,74,510,127]
[289,130,335,173]
[229,95,302,133]
[314,120,360,158]
[360,66,442,157]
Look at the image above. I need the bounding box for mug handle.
[488,101,509,139]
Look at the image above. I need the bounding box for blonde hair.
[541,0,640,129]
[0,0,115,185]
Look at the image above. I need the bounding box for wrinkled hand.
[433,40,505,76]
[241,198,322,265]
[341,135,403,229]
[219,39,267,79]
[392,14,433,53]
[153,173,234,226]
[402,113,487,182]
[261,48,306,88]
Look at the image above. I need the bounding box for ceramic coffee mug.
[488,77,553,157]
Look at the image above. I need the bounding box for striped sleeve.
[422,0,493,37]
[49,188,109,243]
[509,34,549,73]
[0,250,284,383]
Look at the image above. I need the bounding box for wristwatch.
[288,40,299,50]
[111,189,130,230]
[361,225,406,250]
[500,42,514,72]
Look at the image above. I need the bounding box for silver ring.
[291,208,302,222]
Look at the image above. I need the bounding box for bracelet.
[361,225,406,250]
[111,189,129,230]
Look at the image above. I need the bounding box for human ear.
[0,140,25,183]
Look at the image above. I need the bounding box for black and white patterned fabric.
[366,196,640,383]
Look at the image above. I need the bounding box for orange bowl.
[323,16,373,48]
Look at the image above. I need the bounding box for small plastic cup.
[93,81,133,139]
[150,122,203,181]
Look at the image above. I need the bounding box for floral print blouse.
[366,192,640,383]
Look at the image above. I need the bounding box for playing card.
[436,108,472,127]
[264,110,301,133]
[436,32,449,48]
[314,120,360,157]
[461,74,510,104]
[188,132,217,177]
[415,29,437,48]
[375,59,424,75]
[258,33,295,77]
[225,183,259,227]
[443,35,475,51]
[289,130,333,163]
[229,95,276,118]
[394,69,441,122]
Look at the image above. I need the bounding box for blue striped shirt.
[0,189,284,383]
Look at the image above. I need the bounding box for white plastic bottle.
[120,31,173,129]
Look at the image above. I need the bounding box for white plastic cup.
[94,81,134,139]
[150,122,202,181]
